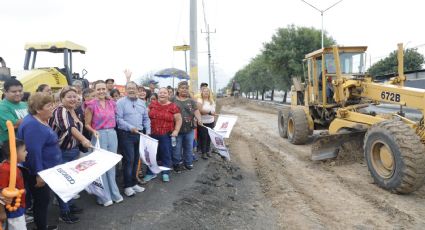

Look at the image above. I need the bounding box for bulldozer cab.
[21,41,89,92]
[303,46,367,106]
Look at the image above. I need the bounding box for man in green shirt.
[0,78,28,160]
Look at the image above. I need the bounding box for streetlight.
[301,0,344,49]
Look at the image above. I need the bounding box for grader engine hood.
[18,68,68,93]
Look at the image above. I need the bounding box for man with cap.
[145,80,159,102]
[105,79,115,94]
[149,80,159,94]
[194,82,209,99]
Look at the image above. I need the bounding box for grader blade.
[311,131,365,161]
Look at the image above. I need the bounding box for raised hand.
[124,69,132,82]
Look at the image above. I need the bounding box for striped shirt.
[49,105,84,150]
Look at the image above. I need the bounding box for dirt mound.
[334,140,365,165]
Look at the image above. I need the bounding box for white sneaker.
[103,200,113,207]
[132,185,145,193]
[124,187,135,197]
[25,214,34,224]
[114,196,124,203]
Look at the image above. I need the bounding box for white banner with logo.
[38,148,122,202]
[207,127,230,160]
[85,177,107,200]
[139,133,171,174]
[214,115,238,138]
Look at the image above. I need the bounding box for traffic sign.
[173,45,191,51]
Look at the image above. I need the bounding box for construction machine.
[278,43,425,194]
[0,57,11,90]
[19,41,89,92]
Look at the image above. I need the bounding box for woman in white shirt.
[197,87,216,159]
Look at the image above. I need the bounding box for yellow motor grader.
[278,43,425,194]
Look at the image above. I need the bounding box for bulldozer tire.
[364,120,425,194]
[287,107,309,145]
[278,110,288,138]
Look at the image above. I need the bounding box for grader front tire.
[364,120,425,194]
[287,107,309,145]
[278,110,288,138]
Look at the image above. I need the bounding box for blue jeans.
[118,130,140,188]
[57,147,79,214]
[91,128,123,204]
[172,130,194,166]
[147,134,172,175]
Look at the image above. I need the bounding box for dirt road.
[45,98,425,230]
[222,98,425,229]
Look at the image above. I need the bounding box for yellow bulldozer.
[278,43,425,194]
[0,41,89,95]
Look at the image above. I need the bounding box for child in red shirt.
[0,139,27,230]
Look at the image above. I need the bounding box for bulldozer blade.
[311,131,365,161]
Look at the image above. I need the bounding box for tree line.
[227,24,424,102]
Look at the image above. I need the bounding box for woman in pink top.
[85,80,123,207]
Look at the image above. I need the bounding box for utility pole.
[301,0,343,48]
[190,0,198,93]
[201,24,216,90]
[212,61,217,93]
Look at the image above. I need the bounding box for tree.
[230,25,336,102]
[263,25,336,102]
[368,48,425,77]
[139,71,156,86]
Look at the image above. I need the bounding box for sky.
[1,0,424,91]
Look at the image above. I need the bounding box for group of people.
[0,72,217,230]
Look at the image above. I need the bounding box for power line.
[201,0,216,92]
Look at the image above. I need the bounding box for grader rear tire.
[287,107,309,145]
[278,110,288,138]
[364,120,425,194]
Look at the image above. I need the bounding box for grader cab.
[278,44,425,194]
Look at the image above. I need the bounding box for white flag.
[85,177,108,201]
[139,133,171,174]
[214,115,238,138]
[207,127,230,160]
[38,148,122,202]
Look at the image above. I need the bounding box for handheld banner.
[139,133,170,174]
[214,115,238,138]
[207,127,230,160]
[38,148,122,202]
[85,177,108,201]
